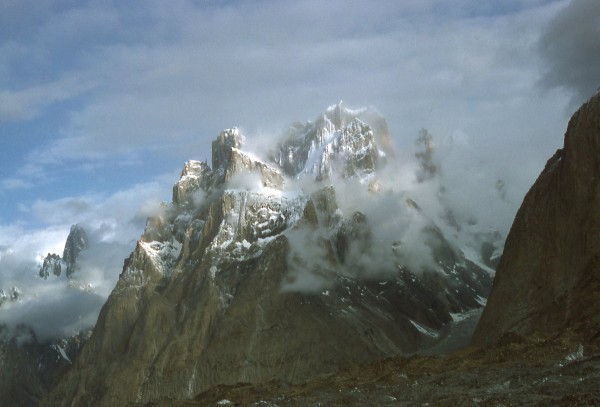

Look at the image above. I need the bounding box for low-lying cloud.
[280,126,514,293]
[0,176,173,342]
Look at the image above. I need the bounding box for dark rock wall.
[473,92,600,346]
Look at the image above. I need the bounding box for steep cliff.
[473,92,600,346]
[44,104,495,406]
[0,329,89,407]
[38,224,89,280]
[62,225,89,278]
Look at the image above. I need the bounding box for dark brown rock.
[473,92,600,346]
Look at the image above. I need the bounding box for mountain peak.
[63,224,89,278]
[212,127,244,171]
[269,103,393,180]
[42,103,496,406]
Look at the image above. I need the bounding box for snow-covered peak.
[172,128,286,208]
[172,160,211,205]
[324,100,369,128]
[212,128,244,171]
[269,105,385,181]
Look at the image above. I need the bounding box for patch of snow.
[450,312,469,322]
[410,320,439,338]
[54,344,72,364]
[139,239,182,278]
[565,344,584,362]
[449,308,481,322]
[475,295,487,306]
[256,235,278,245]
[460,245,496,275]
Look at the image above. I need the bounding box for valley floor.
[144,331,600,407]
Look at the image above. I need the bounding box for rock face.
[44,104,494,406]
[1,223,97,406]
[39,254,61,279]
[473,92,600,346]
[63,225,89,278]
[37,225,89,280]
[0,329,89,407]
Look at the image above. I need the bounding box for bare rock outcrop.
[473,92,600,346]
[63,224,89,278]
[39,254,61,279]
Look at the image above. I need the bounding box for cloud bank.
[0,174,173,341]
[537,0,600,106]
[281,125,512,293]
[1,0,576,219]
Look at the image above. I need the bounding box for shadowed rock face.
[39,254,61,279]
[473,92,600,346]
[63,225,89,278]
[42,105,494,407]
[38,225,89,280]
[0,327,89,407]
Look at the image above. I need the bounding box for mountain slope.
[44,104,495,406]
[473,91,600,346]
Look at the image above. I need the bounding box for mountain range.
[2,94,599,406]
[39,102,499,406]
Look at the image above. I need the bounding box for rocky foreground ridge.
[42,103,498,406]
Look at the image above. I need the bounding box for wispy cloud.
[0,76,95,122]
[1,0,573,191]
[0,178,32,190]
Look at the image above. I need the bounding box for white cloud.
[0,75,95,122]
[0,0,573,193]
[0,172,174,340]
[0,178,32,190]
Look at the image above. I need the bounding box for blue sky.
[1,0,599,276]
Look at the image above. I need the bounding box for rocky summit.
[42,103,496,406]
[473,91,600,347]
